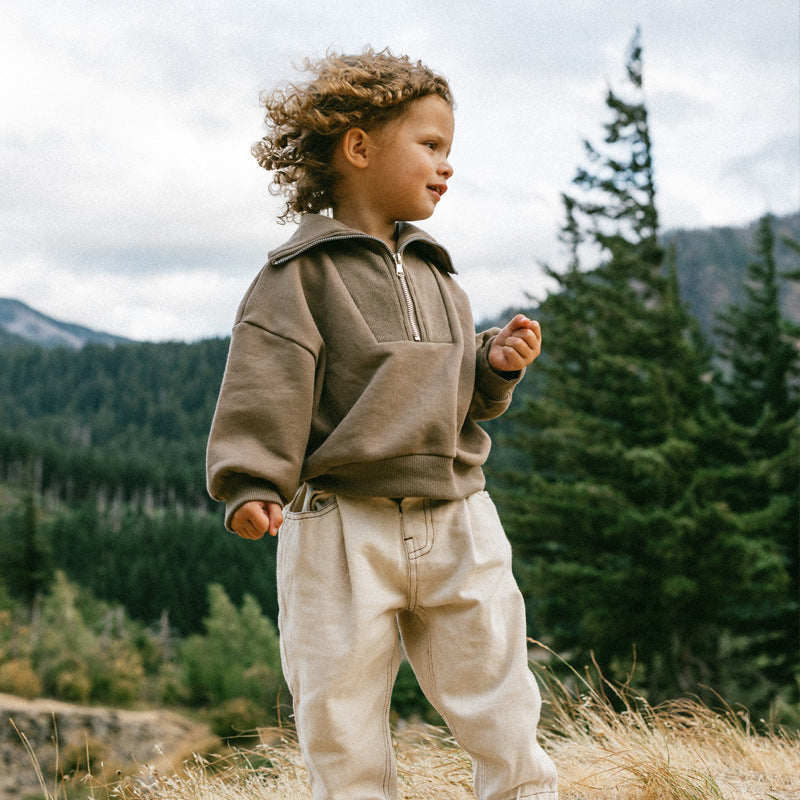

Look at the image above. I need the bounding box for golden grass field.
[21,662,800,800]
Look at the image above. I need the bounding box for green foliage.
[709,215,800,695]
[0,491,53,608]
[41,504,278,634]
[716,214,800,427]
[30,572,146,705]
[0,574,291,723]
[0,572,152,705]
[178,584,283,723]
[0,337,230,509]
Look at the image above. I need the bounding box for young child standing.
[206,48,558,800]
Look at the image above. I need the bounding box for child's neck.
[332,205,398,251]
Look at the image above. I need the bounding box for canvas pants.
[277,486,559,800]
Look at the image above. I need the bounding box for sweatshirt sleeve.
[468,328,525,421]
[206,268,322,530]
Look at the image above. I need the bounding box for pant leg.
[397,491,559,800]
[277,490,407,800]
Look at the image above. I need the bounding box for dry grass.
[106,689,799,800]
[538,669,800,800]
[26,661,800,800]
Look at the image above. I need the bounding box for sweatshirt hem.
[306,455,486,499]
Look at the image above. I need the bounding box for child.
[206,48,559,800]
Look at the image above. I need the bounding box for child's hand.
[488,314,542,372]
[231,500,283,539]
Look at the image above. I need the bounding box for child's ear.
[339,127,372,169]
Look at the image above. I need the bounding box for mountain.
[0,298,133,350]
[664,211,800,340]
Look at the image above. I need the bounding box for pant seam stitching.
[401,505,419,612]
[381,646,398,798]
[405,499,435,557]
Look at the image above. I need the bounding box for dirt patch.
[1,692,216,799]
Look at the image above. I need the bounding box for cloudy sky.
[2,0,798,341]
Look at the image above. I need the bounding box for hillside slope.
[664,211,800,339]
[0,298,133,349]
[1,692,214,800]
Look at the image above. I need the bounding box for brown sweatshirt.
[206,213,523,528]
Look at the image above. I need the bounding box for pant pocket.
[284,483,338,517]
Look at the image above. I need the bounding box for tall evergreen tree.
[716,215,800,430]
[712,216,800,696]
[0,458,53,611]
[493,30,785,701]
[0,490,53,611]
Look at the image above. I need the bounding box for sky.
[2,0,799,342]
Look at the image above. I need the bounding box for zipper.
[392,252,422,342]
[273,231,424,343]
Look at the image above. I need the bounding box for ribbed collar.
[267,213,456,274]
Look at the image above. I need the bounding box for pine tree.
[0,489,53,611]
[493,30,786,700]
[712,216,800,697]
[179,583,283,715]
[716,215,800,431]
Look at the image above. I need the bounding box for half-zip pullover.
[206,213,524,528]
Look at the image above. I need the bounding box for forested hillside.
[0,338,227,511]
[0,339,267,638]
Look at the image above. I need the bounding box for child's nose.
[439,158,453,179]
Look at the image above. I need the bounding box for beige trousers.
[277,487,559,800]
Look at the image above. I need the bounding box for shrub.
[158,662,191,706]
[54,659,92,703]
[178,584,283,717]
[0,657,42,698]
[31,572,150,705]
[89,644,146,706]
[208,697,266,743]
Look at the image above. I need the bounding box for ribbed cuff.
[222,477,284,532]
[475,336,524,399]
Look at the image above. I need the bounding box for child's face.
[365,94,454,227]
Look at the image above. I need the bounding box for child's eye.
[425,142,437,150]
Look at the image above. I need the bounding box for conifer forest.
[1,32,798,734]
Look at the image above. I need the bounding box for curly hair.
[251,47,453,222]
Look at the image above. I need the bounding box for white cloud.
[3,259,252,341]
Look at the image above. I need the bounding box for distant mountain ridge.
[663,211,800,339]
[0,298,133,349]
[476,211,800,337]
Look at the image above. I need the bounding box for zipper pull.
[393,252,404,275]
